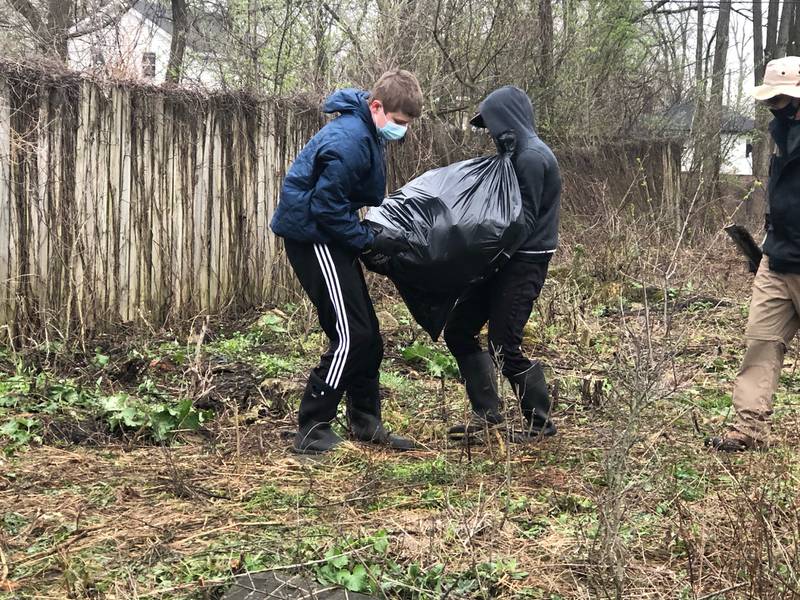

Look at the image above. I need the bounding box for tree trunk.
[753,0,764,84]
[776,0,792,58]
[702,0,731,200]
[751,0,769,216]
[538,0,553,128]
[166,0,188,83]
[46,0,72,59]
[765,0,780,61]
[690,0,706,180]
[789,3,800,56]
[694,0,704,89]
[312,4,328,92]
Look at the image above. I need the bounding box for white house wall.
[68,10,218,88]
[69,9,172,82]
[680,133,753,177]
[720,134,753,176]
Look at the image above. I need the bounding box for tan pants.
[732,260,800,442]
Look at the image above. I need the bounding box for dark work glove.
[496,130,516,154]
[363,221,409,256]
[360,250,392,275]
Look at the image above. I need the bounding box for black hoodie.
[475,86,561,258]
[764,112,800,273]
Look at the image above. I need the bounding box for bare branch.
[321,1,363,59]
[7,0,44,35]
[67,0,136,39]
[632,0,671,23]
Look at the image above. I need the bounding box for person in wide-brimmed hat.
[708,56,800,452]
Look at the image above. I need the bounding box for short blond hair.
[370,70,423,118]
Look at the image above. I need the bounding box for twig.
[0,544,9,581]
[697,582,747,600]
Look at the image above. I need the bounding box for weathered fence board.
[0,65,320,339]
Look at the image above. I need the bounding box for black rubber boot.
[705,432,765,452]
[448,352,505,441]
[508,363,556,442]
[292,372,344,455]
[347,377,417,451]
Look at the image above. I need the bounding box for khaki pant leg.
[732,263,800,441]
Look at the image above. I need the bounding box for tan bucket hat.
[753,56,800,101]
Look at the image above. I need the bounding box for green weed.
[680,387,732,416]
[0,417,41,454]
[250,312,289,336]
[672,462,707,502]
[379,369,416,394]
[401,342,459,379]
[1,512,27,535]
[378,457,460,486]
[254,353,299,378]
[0,371,210,451]
[98,394,212,441]
[206,332,255,359]
[314,531,389,594]
[245,484,308,511]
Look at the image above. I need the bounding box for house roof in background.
[663,101,755,135]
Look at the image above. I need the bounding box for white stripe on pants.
[313,243,351,389]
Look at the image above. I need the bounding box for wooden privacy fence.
[0,62,683,341]
[0,63,321,339]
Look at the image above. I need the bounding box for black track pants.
[284,240,383,399]
[443,256,550,377]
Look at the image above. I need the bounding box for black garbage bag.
[365,146,524,339]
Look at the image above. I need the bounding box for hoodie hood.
[323,88,375,129]
[472,86,536,147]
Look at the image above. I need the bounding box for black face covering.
[771,98,800,121]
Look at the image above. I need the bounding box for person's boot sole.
[447,421,505,442]
[448,424,506,443]
[705,436,765,453]
[350,434,418,451]
[508,429,557,444]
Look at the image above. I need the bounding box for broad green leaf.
[328,552,349,570]
[343,565,369,592]
[150,410,176,441]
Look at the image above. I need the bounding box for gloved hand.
[360,250,392,275]
[363,221,409,256]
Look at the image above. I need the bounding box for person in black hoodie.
[444,86,561,442]
[708,56,800,452]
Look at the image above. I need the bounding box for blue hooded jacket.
[270,89,385,251]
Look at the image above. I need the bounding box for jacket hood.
[323,89,373,126]
[475,86,536,145]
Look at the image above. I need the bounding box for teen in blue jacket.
[271,70,423,454]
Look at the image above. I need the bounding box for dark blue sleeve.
[309,143,375,251]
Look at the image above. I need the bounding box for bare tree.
[776,0,793,59]
[751,0,771,186]
[702,0,731,198]
[753,0,764,84]
[3,0,132,59]
[765,0,779,61]
[166,0,189,83]
[538,0,553,126]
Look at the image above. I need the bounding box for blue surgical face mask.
[379,119,407,141]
